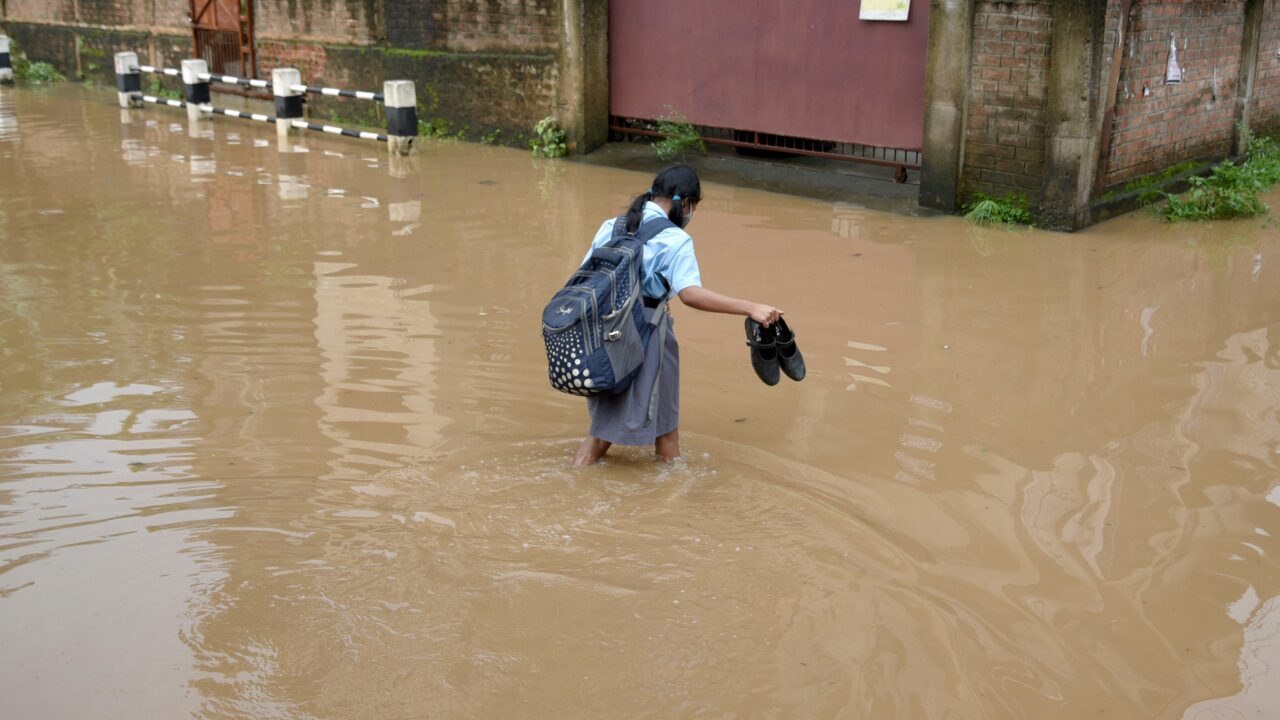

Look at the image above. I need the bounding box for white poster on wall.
[860,0,911,21]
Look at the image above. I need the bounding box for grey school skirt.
[587,306,679,445]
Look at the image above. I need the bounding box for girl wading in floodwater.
[571,165,783,466]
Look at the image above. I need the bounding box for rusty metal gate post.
[190,0,256,79]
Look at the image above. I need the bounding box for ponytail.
[623,164,702,233]
[668,193,686,230]
[624,190,654,233]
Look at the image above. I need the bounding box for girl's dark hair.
[623,164,703,233]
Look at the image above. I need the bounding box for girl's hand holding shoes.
[750,304,783,328]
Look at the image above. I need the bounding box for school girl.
[572,164,783,466]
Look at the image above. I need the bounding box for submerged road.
[2,84,1279,719]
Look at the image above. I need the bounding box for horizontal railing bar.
[289,84,383,102]
[205,105,276,124]
[290,118,386,141]
[199,72,270,89]
[140,94,185,108]
[137,65,180,77]
[131,65,380,101]
[138,95,385,141]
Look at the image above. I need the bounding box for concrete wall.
[0,0,593,149]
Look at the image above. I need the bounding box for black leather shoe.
[774,317,806,382]
[745,318,781,386]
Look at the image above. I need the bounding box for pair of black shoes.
[745,317,806,386]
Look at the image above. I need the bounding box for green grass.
[1160,134,1280,222]
[963,193,1035,226]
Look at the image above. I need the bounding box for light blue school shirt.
[584,202,703,299]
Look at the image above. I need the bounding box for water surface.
[1,85,1279,719]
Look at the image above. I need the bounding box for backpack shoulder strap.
[610,215,628,239]
[636,216,677,243]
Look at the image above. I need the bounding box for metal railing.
[610,115,920,183]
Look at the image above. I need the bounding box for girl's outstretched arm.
[678,286,782,327]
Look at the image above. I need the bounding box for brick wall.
[254,0,378,45]
[3,0,187,31]
[388,0,559,54]
[150,0,190,32]
[1254,0,1280,132]
[248,0,560,53]
[1102,1,1245,189]
[960,0,1053,204]
[4,0,77,25]
[255,40,331,83]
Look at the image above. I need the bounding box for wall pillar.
[558,0,609,155]
[919,0,976,213]
[1038,0,1108,231]
[1233,0,1266,155]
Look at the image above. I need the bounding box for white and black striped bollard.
[384,80,417,156]
[273,68,303,139]
[113,52,142,108]
[180,59,210,122]
[0,36,13,84]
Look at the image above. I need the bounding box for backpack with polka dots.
[542,215,675,397]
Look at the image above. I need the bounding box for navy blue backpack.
[542,215,675,406]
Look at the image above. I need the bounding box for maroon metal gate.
[190,0,256,78]
[609,0,929,174]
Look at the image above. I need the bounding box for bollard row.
[116,53,416,154]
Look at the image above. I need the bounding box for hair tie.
[672,194,682,201]
[647,188,654,195]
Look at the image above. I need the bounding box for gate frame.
[189,0,257,80]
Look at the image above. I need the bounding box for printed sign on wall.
[860,0,910,21]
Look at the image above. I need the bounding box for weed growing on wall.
[652,110,705,162]
[146,75,181,100]
[418,117,457,140]
[1161,135,1280,222]
[529,116,567,158]
[14,57,65,84]
[963,193,1035,226]
[1099,160,1201,206]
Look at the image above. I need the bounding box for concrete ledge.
[577,141,936,218]
[1087,159,1219,226]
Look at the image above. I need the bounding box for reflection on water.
[0,88,20,143]
[1,84,1279,719]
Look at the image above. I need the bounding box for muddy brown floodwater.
[1,84,1279,719]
